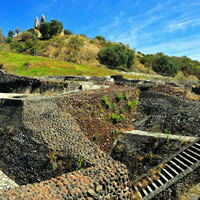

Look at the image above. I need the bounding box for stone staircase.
[133,139,200,199]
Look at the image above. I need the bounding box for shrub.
[6,37,12,44]
[27,28,38,39]
[128,99,138,110]
[39,19,63,39]
[10,42,24,52]
[76,158,83,171]
[21,31,32,41]
[102,96,112,109]
[49,19,63,37]
[124,93,129,100]
[64,29,73,35]
[152,53,180,77]
[98,43,135,70]
[68,36,84,50]
[8,30,14,38]
[116,93,123,102]
[39,22,51,39]
[80,34,87,38]
[175,71,186,82]
[95,35,106,41]
[111,113,122,123]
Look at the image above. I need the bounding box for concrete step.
[133,139,200,200]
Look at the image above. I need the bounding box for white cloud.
[140,35,200,61]
[166,16,200,32]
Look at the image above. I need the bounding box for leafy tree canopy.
[39,19,63,39]
[152,53,180,77]
[98,43,135,70]
[64,29,73,35]
[8,30,14,38]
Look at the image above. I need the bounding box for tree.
[6,37,12,44]
[39,19,63,39]
[15,28,20,35]
[98,43,135,70]
[27,28,38,39]
[21,31,32,41]
[49,19,63,36]
[64,29,73,35]
[8,30,14,38]
[39,22,51,39]
[152,53,180,77]
[95,35,106,42]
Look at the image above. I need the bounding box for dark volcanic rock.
[134,91,200,137]
[0,70,79,93]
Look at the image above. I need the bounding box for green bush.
[6,37,12,44]
[68,36,84,50]
[10,42,24,52]
[21,31,33,41]
[8,30,14,38]
[128,99,138,109]
[39,19,63,39]
[27,28,38,39]
[98,43,135,70]
[111,113,122,123]
[39,22,51,39]
[102,96,112,109]
[152,53,180,77]
[64,29,73,35]
[95,35,106,41]
[116,93,123,102]
[49,20,63,37]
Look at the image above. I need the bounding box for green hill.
[0,50,120,77]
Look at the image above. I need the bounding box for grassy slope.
[0,50,157,80]
[0,51,120,77]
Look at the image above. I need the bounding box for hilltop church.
[34,14,46,29]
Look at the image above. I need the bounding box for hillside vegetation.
[1,16,200,80]
[139,52,200,79]
[6,18,136,72]
[0,50,120,77]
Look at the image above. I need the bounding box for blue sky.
[1,0,200,61]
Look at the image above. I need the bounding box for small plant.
[116,93,123,102]
[76,157,84,171]
[102,95,109,104]
[124,93,129,100]
[48,151,58,169]
[106,102,112,109]
[166,132,171,143]
[92,135,98,141]
[120,108,125,114]
[111,113,122,123]
[128,99,138,110]
[102,96,112,109]
[120,113,125,120]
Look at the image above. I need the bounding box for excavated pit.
[0,98,94,185]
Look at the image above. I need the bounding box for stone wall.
[110,130,197,184]
[0,94,132,199]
